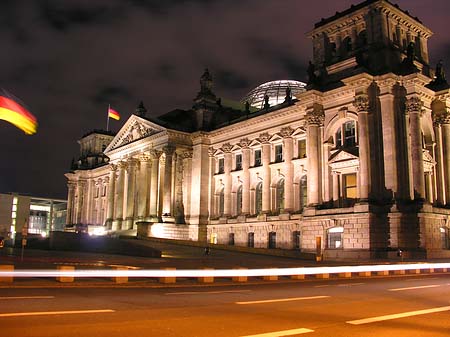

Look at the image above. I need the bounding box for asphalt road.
[1,274,449,337]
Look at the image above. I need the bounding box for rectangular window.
[228,233,235,246]
[344,174,357,199]
[254,149,262,167]
[218,158,224,174]
[293,231,301,249]
[298,139,306,158]
[275,145,283,162]
[235,154,242,170]
[247,232,254,248]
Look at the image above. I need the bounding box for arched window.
[218,189,224,216]
[276,178,285,212]
[299,176,307,211]
[255,182,262,214]
[335,120,356,148]
[236,185,243,215]
[327,227,344,249]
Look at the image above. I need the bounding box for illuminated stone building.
[66,0,450,258]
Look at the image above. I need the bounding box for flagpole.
[106,104,110,131]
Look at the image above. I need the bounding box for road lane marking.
[404,277,438,281]
[241,328,314,337]
[388,285,440,291]
[347,306,450,325]
[0,309,115,318]
[337,283,365,287]
[314,285,330,288]
[0,296,55,300]
[236,296,329,305]
[166,290,252,295]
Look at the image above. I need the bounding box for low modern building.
[66,0,450,259]
[0,193,67,240]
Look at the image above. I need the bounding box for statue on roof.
[285,87,292,103]
[264,94,270,109]
[435,60,446,83]
[406,42,415,64]
[135,101,147,117]
[307,61,318,85]
[200,68,213,93]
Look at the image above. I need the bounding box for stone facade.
[66,0,450,259]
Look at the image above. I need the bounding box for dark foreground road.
[1,273,449,337]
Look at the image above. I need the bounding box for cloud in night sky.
[0,0,449,199]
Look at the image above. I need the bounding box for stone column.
[433,122,446,205]
[124,158,138,229]
[260,133,271,213]
[115,161,126,223]
[137,155,151,219]
[442,123,450,205]
[173,152,184,223]
[426,172,434,203]
[281,127,294,212]
[407,96,425,199]
[162,146,175,217]
[75,181,85,224]
[106,164,117,229]
[222,143,233,217]
[182,151,193,221]
[332,172,339,206]
[149,150,161,220]
[240,138,251,215]
[66,182,75,224]
[354,94,371,201]
[306,106,324,206]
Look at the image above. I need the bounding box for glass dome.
[241,80,307,110]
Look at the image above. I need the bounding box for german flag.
[108,107,120,120]
[0,93,37,135]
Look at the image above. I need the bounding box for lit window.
[13,197,18,205]
[441,227,449,249]
[344,174,357,199]
[11,211,16,218]
[12,204,17,212]
[276,178,285,212]
[236,185,243,215]
[255,182,262,214]
[299,176,307,211]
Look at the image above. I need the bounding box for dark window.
[328,227,344,249]
[218,158,224,174]
[254,149,262,167]
[275,145,283,162]
[219,189,224,216]
[268,231,276,249]
[299,176,307,211]
[293,231,301,249]
[255,182,262,214]
[228,233,235,246]
[298,139,306,158]
[441,228,449,249]
[235,154,242,170]
[276,178,285,212]
[247,232,254,248]
[344,121,356,147]
[236,185,243,215]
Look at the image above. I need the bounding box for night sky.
[1,0,449,200]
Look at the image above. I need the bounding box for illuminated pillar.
[281,127,294,212]
[222,143,233,217]
[183,151,193,221]
[162,146,175,217]
[354,94,370,201]
[149,150,161,220]
[434,123,446,205]
[106,164,117,229]
[306,106,323,206]
[407,97,425,199]
[115,161,126,225]
[137,155,151,219]
[443,123,450,205]
[125,158,138,229]
[240,139,251,215]
[260,133,271,213]
[66,182,75,224]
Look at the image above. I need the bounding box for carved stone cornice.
[138,153,151,162]
[305,106,324,127]
[258,132,271,144]
[405,96,424,114]
[432,109,450,126]
[239,138,251,149]
[279,126,294,138]
[353,94,370,112]
[221,143,233,153]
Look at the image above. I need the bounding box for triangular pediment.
[105,115,166,153]
[329,148,359,163]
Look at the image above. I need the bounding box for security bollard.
[393,269,406,275]
[0,265,14,283]
[338,272,352,278]
[377,270,389,276]
[198,268,214,283]
[232,268,248,283]
[291,274,306,280]
[358,271,371,277]
[57,265,74,283]
[316,273,329,279]
[112,267,128,284]
[159,268,176,284]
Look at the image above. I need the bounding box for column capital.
[183,151,193,159]
[239,137,251,149]
[258,132,271,144]
[221,142,233,153]
[208,147,216,157]
[279,126,294,138]
[305,106,324,126]
[127,157,139,167]
[109,163,118,171]
[117,161,128,169]
[353,94,370,112]
[432,109,450,126]
[104,176,110,184]
[149,149,162,159]
[139,153,151,162]
[405,96,423,114]
[162,145,176,156]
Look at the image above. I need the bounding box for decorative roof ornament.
[135,101,147,117]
